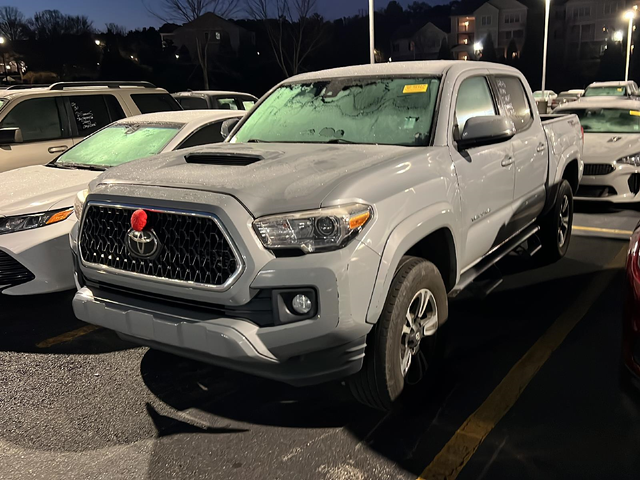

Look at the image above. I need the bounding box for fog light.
[292,294,312,315]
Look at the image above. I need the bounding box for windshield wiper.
[49,162,107,171]
[326,138,357,144]
[247,139,273,143]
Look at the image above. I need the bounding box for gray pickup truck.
[71,61,583,410]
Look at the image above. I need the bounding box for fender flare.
[365,202,459,325]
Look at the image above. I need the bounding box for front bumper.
[72,186,380,385]
[577,164,640,203]
[0,218,76,295]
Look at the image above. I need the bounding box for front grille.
[80,204,241,288]
[576,185,618,198]
[0,250,34,289]
[584,164,615,176]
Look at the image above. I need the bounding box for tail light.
[628,227,640,289]
[624,226,640,373]
[581,126,584,143]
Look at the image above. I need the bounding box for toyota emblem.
[126,228,160,259]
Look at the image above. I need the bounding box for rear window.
[131,93,182,114]
[176,96,209,110]
[216,98,240,110]
[584,86,627,97]
[560,108,640,133]
[55,124,182,167]
[241,99,256,110]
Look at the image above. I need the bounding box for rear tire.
[539,179,573,264]
[348,257,448,410]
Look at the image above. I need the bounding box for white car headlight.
[616,153,640,167]
[74,189,89,219]
[0,208,74,235]
[253,204,373,253]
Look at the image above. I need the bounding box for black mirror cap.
[0,127,22,145]
[457,116,516,150]
[220,118,241,140]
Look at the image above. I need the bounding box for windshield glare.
[232,77,441,146]
[560,108,640,133]
[584,86,627,97]
[55,124,181,167]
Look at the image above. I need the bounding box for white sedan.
[0,110,244,295]
[555,99,640,203]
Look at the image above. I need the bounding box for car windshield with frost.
[50,123,182,171]
[232,77,441,146]
[584,87,627,97]
[560,108,640,133]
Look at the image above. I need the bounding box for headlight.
[253,204,373,253]
[74,189,89,219]
[616,153,640,167]
[0,208,74,235]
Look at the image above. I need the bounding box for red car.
[624,224,640,382]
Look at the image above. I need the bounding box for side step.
[450,224,541,297]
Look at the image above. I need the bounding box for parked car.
[624,222,640,385]
[555,98,640,203]
[0,110,244,296]
[0,81,183,174]
[551,91,582,110]
[583,81,639,98]
[71,61,583,410]
[534,90,558,113]
[172,91,258,111]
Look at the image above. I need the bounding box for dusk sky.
[5,0,441,31]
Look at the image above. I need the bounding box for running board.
[450,225,541,297]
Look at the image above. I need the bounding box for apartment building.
[449,0,527,60]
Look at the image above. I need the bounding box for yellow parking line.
[36,325,102,348]
[573,225,633,236]
[417,245,627,480]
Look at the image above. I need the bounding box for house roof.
[487,0,527,10]
[177,12,249,33]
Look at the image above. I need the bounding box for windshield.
[55,124,181,168]
[584,86,627,97]
[232,77,441,146]
[560,108,640,133]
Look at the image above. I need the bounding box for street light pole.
[541,0,551,94]
[625,10,635,82]
[369,0,375,64]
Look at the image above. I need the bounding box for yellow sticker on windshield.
[630,110,640,116]
[403,84,429,94]
[618,88,624,92]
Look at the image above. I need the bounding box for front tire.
[539,179,574,264]
[348,257,448,410]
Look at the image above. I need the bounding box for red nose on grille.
[131,209,148,232]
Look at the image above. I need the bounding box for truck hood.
[93,143,424,217]
[0,165,98,216]
[583,133,640,164]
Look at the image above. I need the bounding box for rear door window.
[131,93,182,114]
[68,95,126,137]
[0,97,64,142]
[239,97,256,110]
[215,97,240,110]
[494,76,533,132]
[176,96,209,110]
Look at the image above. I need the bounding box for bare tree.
[143,0,242,89]
[29,10,93,39]
[247,0,325,78]
[105,23,129,36]
[0,6,26,41]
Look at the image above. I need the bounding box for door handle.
[48,146,68,154]
[536,143,546,153]
[501,156,515,167]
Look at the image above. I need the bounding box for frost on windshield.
[57,125,180,167]
[234,78,440,146]
[564,108,640,133]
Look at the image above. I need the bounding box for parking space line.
[36,325,102,348]
[417,245,627,480]
[573,225,633,236]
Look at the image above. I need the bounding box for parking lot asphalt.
[1,207,639,480]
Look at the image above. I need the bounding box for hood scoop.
[185,153,263,166]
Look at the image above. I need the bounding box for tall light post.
[625,9,635,82]
[541,0,551,94]
[0,37,7,84]
[369,0,375,64]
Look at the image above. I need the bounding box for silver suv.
[0,81,182,173]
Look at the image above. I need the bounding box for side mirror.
[220,118,240,140]
[457,116,516,150]
[0,127,23,145]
